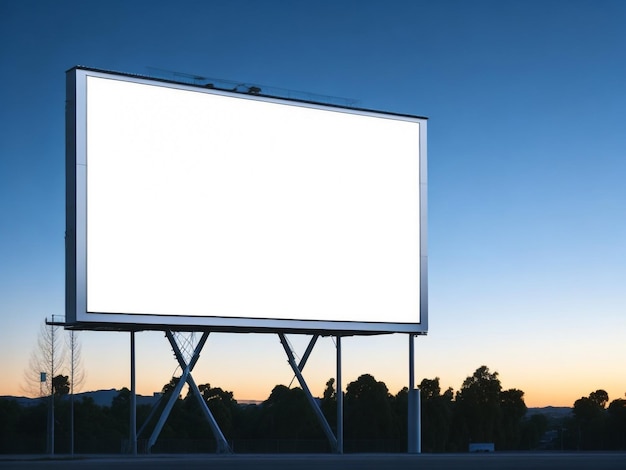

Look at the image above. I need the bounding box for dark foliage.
[4,367,626,454]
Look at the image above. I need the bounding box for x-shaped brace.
[146,331,231,453]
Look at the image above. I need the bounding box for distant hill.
[1,389,161,408]
[527,406,572,421]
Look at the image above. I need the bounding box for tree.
[520,413,548,450]
[23,320,66,398]
[572,390,609,450]
[453,366,502,447]
[418,377,454,452]
[65,331,85,393]
[420,377,442,400]
[590,390,609,409]
[392,386,408,446]
[256,385,321,440]
[23,319,66,455]
[0,398,22,453]
[72,396,123,452]
[607,397,626,450]
[344,374,396,441]
[320,378,337,430]
[498,388,527,449]
[161,377,182,398]
[184,383,239,439]
[156,379,188,439]
[52,375,70,397]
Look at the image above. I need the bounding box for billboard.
[66,67,427,334]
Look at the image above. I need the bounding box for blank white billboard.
[66,67,427,334]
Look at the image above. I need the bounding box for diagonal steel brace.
[279,333,338,452]
[147,331,231,453]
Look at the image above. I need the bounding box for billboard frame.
[65,66,428,335]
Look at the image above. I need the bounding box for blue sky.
[1,0,626,407]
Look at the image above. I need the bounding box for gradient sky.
[1,0,626,408]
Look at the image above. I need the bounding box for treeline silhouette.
[2,365,626,453]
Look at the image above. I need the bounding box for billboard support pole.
[336,335,343,454]
[278,333,338,452]
[408,334,421,453]
[130,331,137,455]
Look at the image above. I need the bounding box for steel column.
[336,335,343,454]
[408,334,421,453]
[130,331,137,455]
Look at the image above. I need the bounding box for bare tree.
[23,319,66,397]
[23,317,66,454]
[66,330,85,394]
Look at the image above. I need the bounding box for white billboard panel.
[66,67,427,334]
